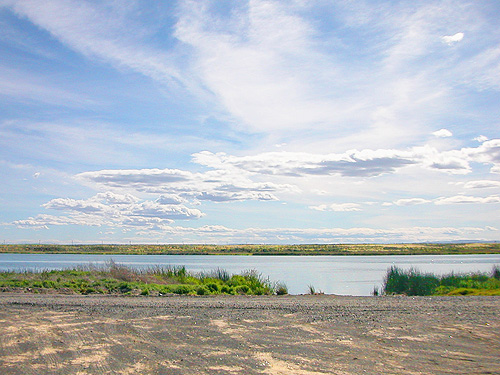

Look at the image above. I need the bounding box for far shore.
[1,242,500,256]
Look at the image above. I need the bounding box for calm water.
[1,253,499,296]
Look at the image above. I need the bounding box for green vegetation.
[0,261,287,296]
[381,265,500,296]
[1,242,499,255]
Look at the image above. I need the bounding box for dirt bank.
[0,294,499,374]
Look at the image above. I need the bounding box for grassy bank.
[381,266,500,296]
[0,261,287,296]
[1,243,499,255]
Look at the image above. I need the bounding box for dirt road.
[0,294,499,374]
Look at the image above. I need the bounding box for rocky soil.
[0,294,499,374]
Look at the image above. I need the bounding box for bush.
[196,285,209,295]
[118,282,133,293]
[205,282,220,293]
[274,282,288,295]
[171,285,192,295]
[220,285,233,294]
[492,266,500,280]
[234,285,250,294]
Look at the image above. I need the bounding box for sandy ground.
[0,294,499,375]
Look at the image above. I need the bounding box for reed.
[382,265,500,296]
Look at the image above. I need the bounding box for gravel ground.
[0,293,499,374]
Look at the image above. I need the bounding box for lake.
[1,253,499,296]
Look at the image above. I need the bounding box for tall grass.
[382,265,500,296]
[0,262,287,296]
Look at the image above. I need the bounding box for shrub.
[274,282,288,295]
[196,285,209,295]
[171,285,192,295]
[205,282,220,293]
[235,285,250,294]
[492,266,500,280]
[220,285,233,294]
[107,260,136,282]
[118,282,133,293]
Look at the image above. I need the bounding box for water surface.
[1,253,499,295]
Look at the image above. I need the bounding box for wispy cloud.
[435,195,500,205]
[132,225,497,244]
[393,198,432,206]
[310,203,362,212]
[4,0,181,85]
[0,65,95,107]
[0,119,228,167]
[12,214,497,243]
[2,0,497,144]
[463,180,500,189]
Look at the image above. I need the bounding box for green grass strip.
[0,261,287,296]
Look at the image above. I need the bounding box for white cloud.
[441,32,464,45]
[193,149,418,178]
[94,192,138,205]
[394,198,431,206]
[464,139,500,174]
[156,195,188,205]
[474,135,489,142]
[12,214,96,229]
[77,168,193,188]
[310,203,361,212]
[76,167,296,202]
[463,180,500,189]
[19,192,205,230]
[193,142,485,177]
[128,200,203,221]
[435,194,500,205]
[432,128,453,138]
[71,140,500,214]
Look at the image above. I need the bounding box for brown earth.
[0,294,499,374]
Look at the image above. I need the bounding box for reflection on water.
[1,253,499,296]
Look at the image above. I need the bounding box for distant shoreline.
[1,243,499,256]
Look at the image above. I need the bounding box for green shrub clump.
[382,265,500,296]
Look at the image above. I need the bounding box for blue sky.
[1,0,499,244]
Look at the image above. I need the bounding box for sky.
[0,0,499,244]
